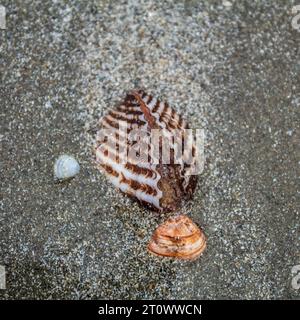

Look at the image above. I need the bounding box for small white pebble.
[223,1,232,8]
[54,155,80,180]
[45,100,52,109]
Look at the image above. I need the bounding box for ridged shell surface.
[94,90,198,212]
[147,215,206,260]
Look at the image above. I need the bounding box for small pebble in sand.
[54,154,80,181]
[223,1,232,7]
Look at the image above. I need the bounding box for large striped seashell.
[94,90,198,212]
[147,215,206,260]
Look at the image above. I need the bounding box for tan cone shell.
[147,215,206,260]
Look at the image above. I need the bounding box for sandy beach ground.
[0,0,299,299]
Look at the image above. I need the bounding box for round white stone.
[54,155,80,180]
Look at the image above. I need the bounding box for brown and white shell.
[94,90,198,213]
[147,215,206,260]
